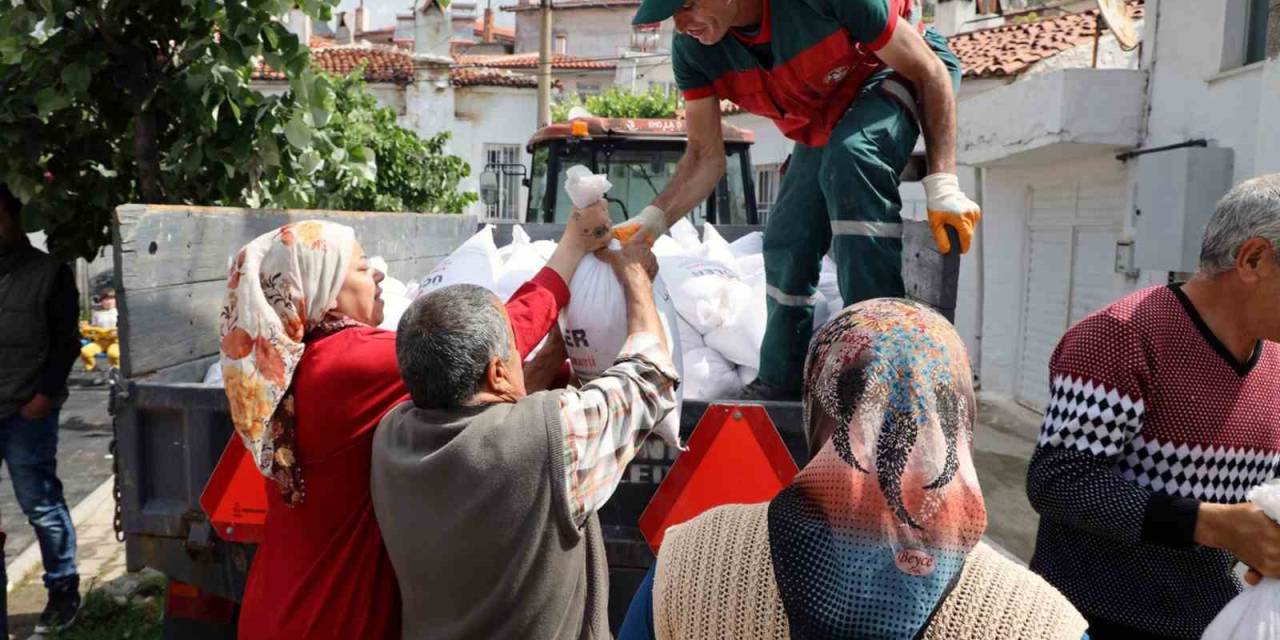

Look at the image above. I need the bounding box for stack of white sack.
[654,221,840,400]
[394,217,842,403]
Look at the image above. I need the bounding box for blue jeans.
[0,411,78,589]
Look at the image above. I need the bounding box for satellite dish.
[1096,0,1140,51]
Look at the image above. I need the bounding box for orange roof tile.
[948,1,1143,78]
[257,46,416,84]
[501,0,640,11]
[254,44,543,89]
[455,52,616,70]
[452,67,546,88]
[473,18,517,42]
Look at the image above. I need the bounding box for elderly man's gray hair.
[396,284,513,409]
[1200,174,1280,274]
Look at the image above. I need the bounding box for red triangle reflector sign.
[638,404,798,552]
[200,438,268,544]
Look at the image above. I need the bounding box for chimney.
[451,1,478,41]
[287,8,313,45]
[414,0,452,57]
[932,0,977,37]
[355,1,370,35]
[396,12,415,46]
[335,12,355,45]
[483,7,495,43]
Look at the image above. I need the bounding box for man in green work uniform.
[616,0,980,400]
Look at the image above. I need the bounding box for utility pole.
[537,0,553,127]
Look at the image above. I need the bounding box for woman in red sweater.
[218,211,610,639]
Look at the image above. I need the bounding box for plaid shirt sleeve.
[559,332,680,527]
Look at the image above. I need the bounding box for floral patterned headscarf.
[219,221,362,506]
[767,298,987,639]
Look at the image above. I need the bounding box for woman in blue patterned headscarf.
[620,298,1089,640]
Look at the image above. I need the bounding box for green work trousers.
[757,29,962,392]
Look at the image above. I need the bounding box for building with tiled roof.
[452,67,544,88]
[500,0,640,11]
[253,43,553,90]
[254,45,417,84]
[454,52,616,71]
[948,1,1144,78]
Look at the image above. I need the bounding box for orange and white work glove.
[922,173,981,254]
[612,205,668,245]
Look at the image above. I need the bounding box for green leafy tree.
[552,85,681,122]
[277,72,477,215]
[0,0,474,260]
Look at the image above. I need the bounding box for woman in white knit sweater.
[619,299,1090,640]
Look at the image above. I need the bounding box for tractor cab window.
[529,140,755,225]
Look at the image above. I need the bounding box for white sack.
[493,238,551,302]
[704,279,766,370]
[497,224,532,263]
[658,256,751,335]
[379,294,412,331]
[668,218,702,253]
[737,253,764,283]
[415,225,501,298]
[560,247,684,448]
[681,348,742,401]
[676,315,707,352]
[737,366,758,387]
[381,275,408,300]
[729,231,763,257]
[818,255,841,310]
[1202,479,1280,640]
[700,223,737,269]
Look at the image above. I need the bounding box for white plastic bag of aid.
[415,225,502,298]
[1202,480,1280,640]
[682,347,742,401]
[658,256,751,335]
[560,248,684,447]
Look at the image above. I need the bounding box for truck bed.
[111,205,956,631]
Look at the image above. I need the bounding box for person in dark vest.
[371,234,679,639]
[0,184,82,634]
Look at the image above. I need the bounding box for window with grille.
[755,163,782,223]
[483,144,523,221]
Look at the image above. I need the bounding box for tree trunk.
[133,106,161,202]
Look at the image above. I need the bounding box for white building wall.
[1142,0,1267,184]
[613,54,675,93]
[973,155,1152,398]
[724,113,793,167]
[405,66,456,143]
[514,8,673,57]
[452,86,542,219]
[1020,23,1143,78]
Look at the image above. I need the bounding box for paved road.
[1,385,115,578]
[971,394,1045,562]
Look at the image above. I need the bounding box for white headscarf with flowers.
[219,221,362,505]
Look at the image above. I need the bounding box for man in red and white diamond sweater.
[1027,175,1280,640]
